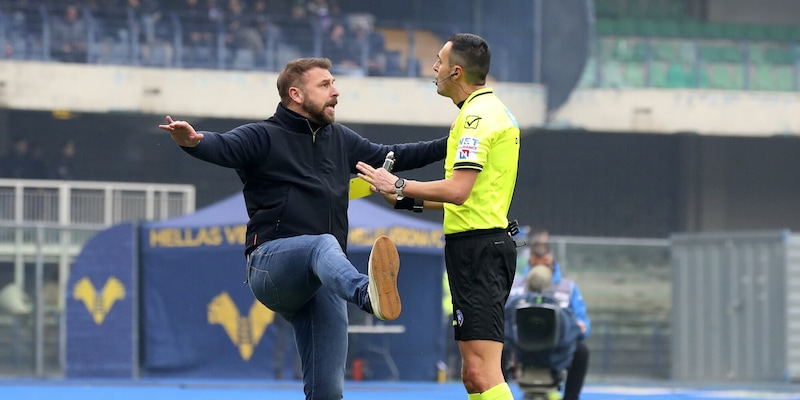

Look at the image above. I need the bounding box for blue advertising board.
[66,222,138,377]
[67,194,446,380]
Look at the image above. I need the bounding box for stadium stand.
[374,26,441,78]
[586,0,800,91]
[0,0,399,75]
[0,0,460,80]
[2,0,794,91]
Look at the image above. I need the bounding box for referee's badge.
[464,115,481,129]
[455,309,464,327]
[456,136,480,161]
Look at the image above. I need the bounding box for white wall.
[553,88,800,136]
[3,60,799,137]
[0,61,546,129]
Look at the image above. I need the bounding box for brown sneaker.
[367,235,401,320]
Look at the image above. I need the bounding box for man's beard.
[302,100,334,125]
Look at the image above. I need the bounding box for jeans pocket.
[249,267,280,307]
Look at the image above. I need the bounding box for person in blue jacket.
[159,57,447,400]
[505,264,582,374]
[507,228,591,400]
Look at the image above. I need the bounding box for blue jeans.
[247,234,371,400]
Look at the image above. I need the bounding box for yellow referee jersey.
[443,87,520,235]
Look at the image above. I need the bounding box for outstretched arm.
[373,189,445,211]
[346,128,447,173]
[356,161,478,206]
[158,116,204,147]
[158,117,269,169]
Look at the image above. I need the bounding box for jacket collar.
[456,87,493,109]
[273,103,328,134]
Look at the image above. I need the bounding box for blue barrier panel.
[138,195,445,380]
[139,232,280,378]
[66,222,138,377]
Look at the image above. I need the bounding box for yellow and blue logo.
[73,277,126,325]
[208,292,275,361]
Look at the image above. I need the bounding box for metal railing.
[0,223,99,377]
[2,209,671,379]
[0,179,195,301]
[0,178,195,227]
[0,179,195,377]
[517,235,672,379]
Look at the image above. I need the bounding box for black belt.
[445,227,507,240]
[444,219,526,248]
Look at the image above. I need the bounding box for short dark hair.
[529,226,549,239]
[277,58,332,105]
[529,226,551,256]
[447,33,491,85]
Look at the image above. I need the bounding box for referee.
[358,33,520,400]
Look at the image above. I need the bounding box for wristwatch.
[394,178,407,200]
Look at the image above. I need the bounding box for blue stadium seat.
[595,19,615,36]
[145,44,171,67]
[9,36,26,59]
[752,64,777,91]
[109,42,130,64]
[666,63,693,88]
[652,40,677,62]
[232,49,256,70]
[623,63,646,87]
[384,50,402,77]
[189,45,214,69]
[577,57,598,87]
[753,65,797,91]
[764,46,795,65]
[675,41,697,64]
[600,61,624,87]
[701,64,746,90]
[649,62,668,87]
[775,66,795,91]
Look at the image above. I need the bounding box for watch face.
[395,178,406,189]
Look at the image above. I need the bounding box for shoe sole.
[368,235,401,320]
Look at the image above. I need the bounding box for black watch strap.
[394,197,423,212]
[412,198,424,213]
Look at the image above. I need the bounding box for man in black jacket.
[159,57,446,400]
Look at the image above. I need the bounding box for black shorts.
[445,228,516,342]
